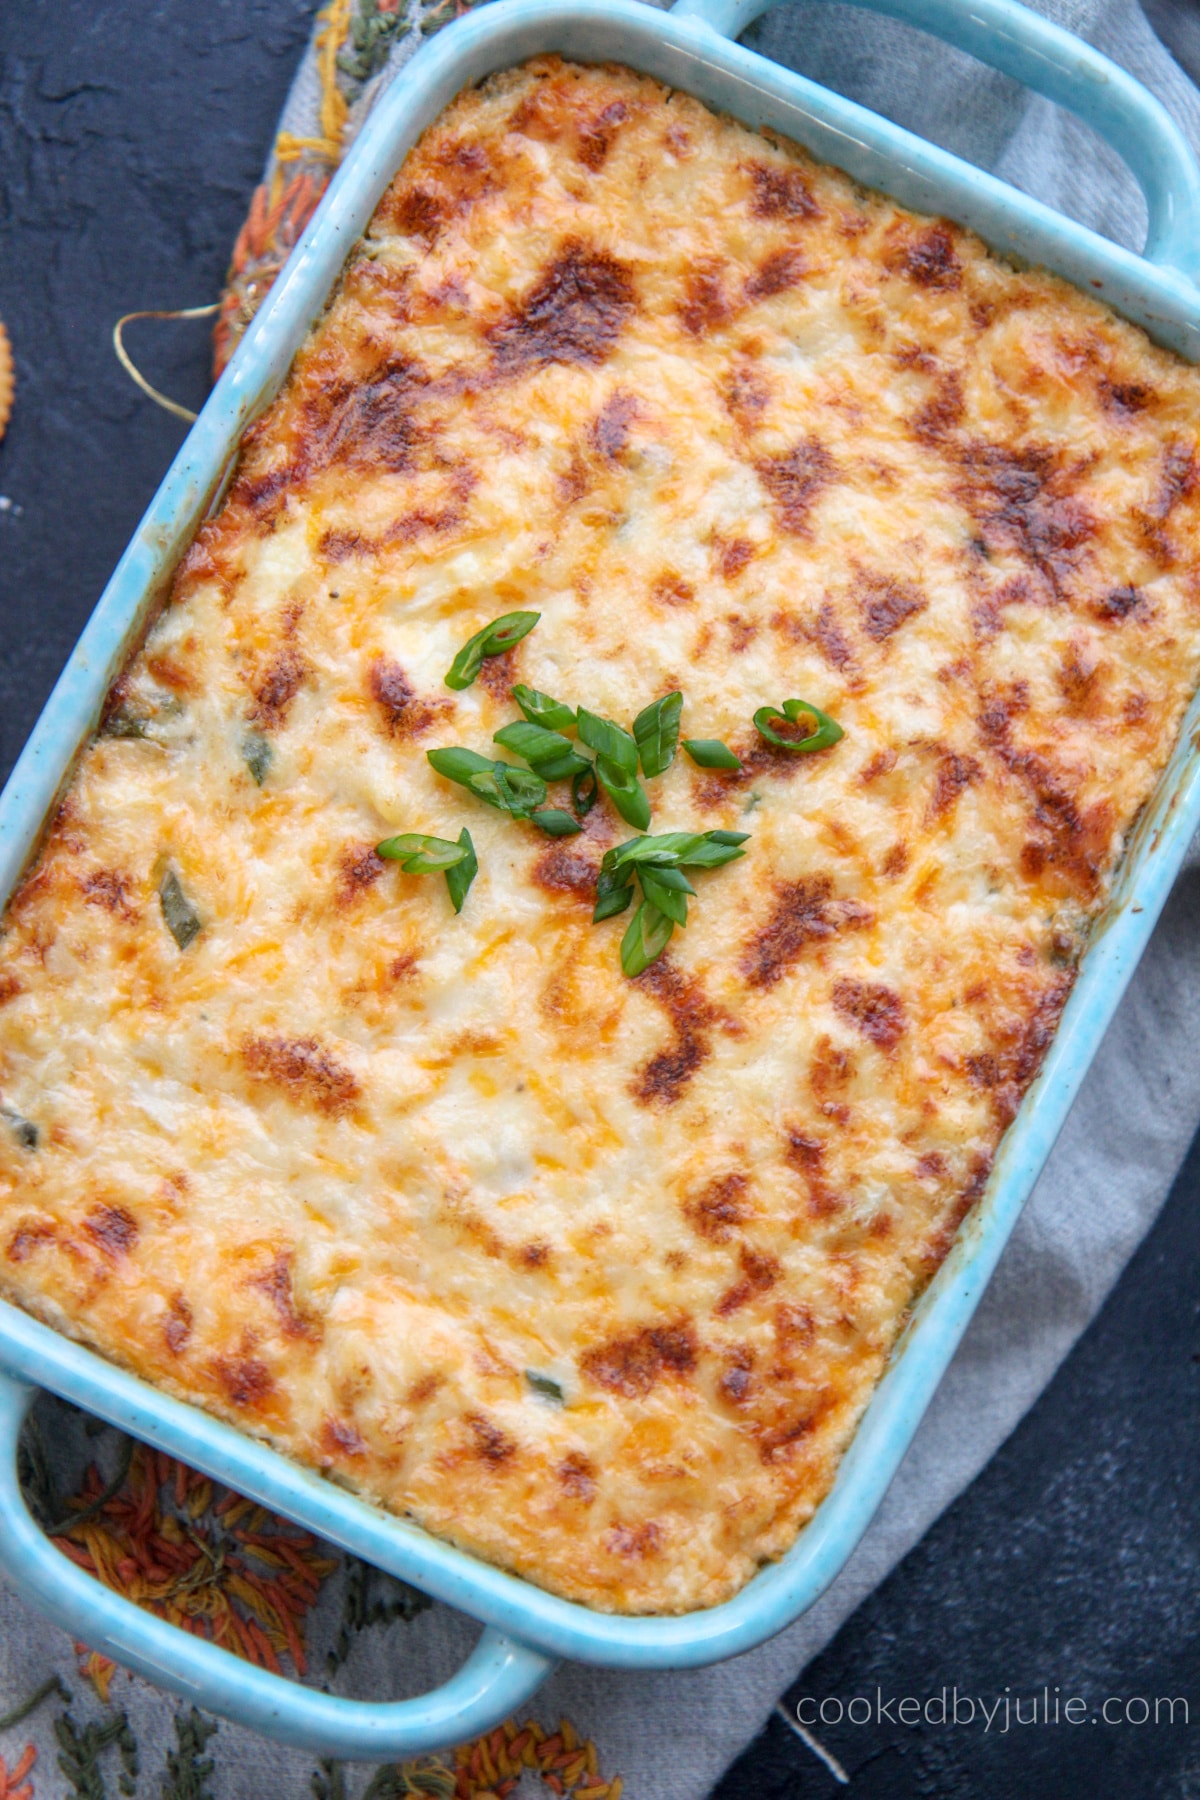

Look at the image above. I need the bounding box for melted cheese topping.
[1,59,1199,1613]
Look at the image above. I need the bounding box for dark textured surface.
[2,4,1200,1794]
[0,0,312,783]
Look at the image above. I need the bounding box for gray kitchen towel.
[3,2,1200,1796]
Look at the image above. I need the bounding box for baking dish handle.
[0,1373,555,1759]
[671,0,1200,285]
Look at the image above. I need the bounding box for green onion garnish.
[512,685,576,732]
[525,1370,565,1403]
[377,829,478,911]
[753,698,844,752]
[241,731,273,786]
[160,870,202,951]
[530,808,583,837]
[428,747,548,818]
[638,865,693,925]
[572,764,598,818]
[576,708,638,777]
[621,900,675,978]
[595,759,651,830]
[376,832,472,873]
[444,828,478,913]
[492,721,589,782]
[683,737,741,771]
[633,691,682,779]
[444,611,540,691]
[593,866,635,923]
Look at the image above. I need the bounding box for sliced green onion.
[445,611,540,691]
[428,747,547,818]
[1,1106,38,1150]
[593,867,634,922]
[512,684,576,732]
[683,737,741,771]
[621,900,674,977]
[606,832,705,872]
[572,764,598,817]
[676,836,749,870]
[525,1370,565,1403]
[576,708,638,777]
[639,869,691,925]
[159,870,201,951]
[427,745,495,788]
[596,758,651,830]
[376,832,471,873]
[530,808,583,837]
[753,698,844,753]
[473,763,547,817]
[444,828,478,914]
[633,691,682,779]
[241,732,273,786]
[492,721,588,782]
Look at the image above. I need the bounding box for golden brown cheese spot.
[488,241,636,376]
[337,843,385,907]
[888,221,962,289]
[164,1294,192,1354]
[784,1129,841,1217]
[577,98,630,170]
[558,1452,597,1501]
[83,1203,138,1259]
[81,869,139,922]
[956,443,1096,600]
[249,647,307,730]
[629,956,736,1108]
[389,186,447,245]
[758,1409,820,1465]
[964,976,1073,1125]
[322,1416,369,1459]
[716,1246,780,1316]
[582,1319,697,1397]
[740,878,873,991]
[6,1220,54,1264]
[745,247,806,302]
[367,656,440,737]
[467,1413,516,1464]
[724,359,772,427]
[0,973,21,1007]
[606,1519,662,1558]
[252,1251,321,1342]
[651,571,695,608]
[754,436,837,535]
[677,258,732,336]
[213,1353,275,1411]
[911,368,965,443]
[746,159,819,221]
[857,571,927,642]
[684,1172,750,1241]
[928,750,981,821]
[714,535,755,581]
[241,1035,360,1115]
[590,390,640,460]
[1099,377,1154,419]
[718,1349,755,1406]
[531,843,599,902]
[832,978,906,1051]
[1094,584,1146,622]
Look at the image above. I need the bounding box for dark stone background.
[1,4,1199,1795]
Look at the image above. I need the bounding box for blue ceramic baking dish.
[0,0,1198,1759]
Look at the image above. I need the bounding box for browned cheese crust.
[0,60,1199,1611]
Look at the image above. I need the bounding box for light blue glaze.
[0,0,1197,1757]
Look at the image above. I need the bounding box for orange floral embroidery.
[0,1744,36,1800]
[51,1443,336,1679]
